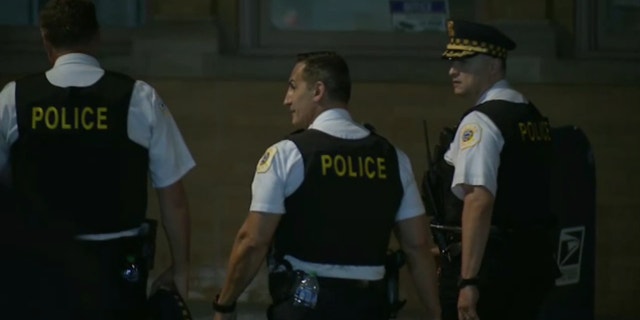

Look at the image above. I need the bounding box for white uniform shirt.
[250,108,425,280]
[444,79,528,199]
[0,53,195,189]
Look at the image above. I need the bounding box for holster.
[430,228,462,263]
[268,257,298,304]
[384,249,407,319]
[267,258,311,320]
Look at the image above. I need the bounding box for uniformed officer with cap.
[430,19,559,320]
[212,51,441,320]
[0,0,193,318]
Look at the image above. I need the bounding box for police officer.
[0,0,193,318]
[212,52,441,320]
[431,20,559,320]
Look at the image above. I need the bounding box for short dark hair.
[39,0,99,49]
[296,51,351,104]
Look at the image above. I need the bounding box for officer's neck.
[472,76,504,104]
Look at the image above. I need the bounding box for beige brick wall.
[132,79,638,319]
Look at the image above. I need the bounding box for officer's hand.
[213,310,237,320]
[457,286,479,320]
[151,265,189,299]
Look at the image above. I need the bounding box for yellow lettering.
[45,107,59,129]
[320,154,393,179]
[519,123,527,141]
[334,155,346,177]
[74,107,80,128]
[61,108,71,129]
[377,157,387,179]
[321,155,332,176]
[81,108,94,130]
[526,122,535,141]
[97,107,108,130]
[365,157,376,179]
[32,107,44,129]
[347,156,358,177]
[30,106,110,131]
[519,121,553,142]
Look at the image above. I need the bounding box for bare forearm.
[162,205,190,270]
[460,192,493,279]
[217,234,269,305]
[405,247,442,318]
[157,181,191,271]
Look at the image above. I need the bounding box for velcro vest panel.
[12,71,149,235]
[277,128,403,266]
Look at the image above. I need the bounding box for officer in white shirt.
[0,1,193,318]
[444,79,528,200]
[212,52,441,320]
[435,19,557,320]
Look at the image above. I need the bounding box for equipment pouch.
[385,250,407,318]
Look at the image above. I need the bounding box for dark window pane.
[603,0,640,34]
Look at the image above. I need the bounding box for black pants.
[268,276,389,320]
[439,248,557,320]
[6,234,148,320]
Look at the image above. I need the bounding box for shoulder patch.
[460,123,481,150]
[256,146,277,173]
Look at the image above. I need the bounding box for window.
[239,0,478,56]
[577,0,640,58]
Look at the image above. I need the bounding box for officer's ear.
[312,81,326,103]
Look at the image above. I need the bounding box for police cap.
[442,19,516,60]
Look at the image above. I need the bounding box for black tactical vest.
[11,71,149,235]
[276,128,403,266]
[427,100,554,231]
[0,183,15,215]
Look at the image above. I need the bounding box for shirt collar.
[308,108,352,130]
[52,53,101,69]
[475,79,527,105]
